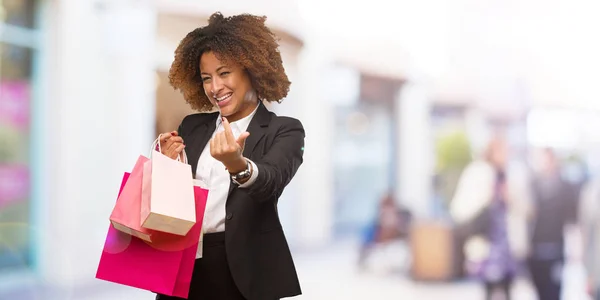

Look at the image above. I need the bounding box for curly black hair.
[168,12,291,112]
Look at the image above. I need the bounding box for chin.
[220,108,237,117]
[220,107,231,115]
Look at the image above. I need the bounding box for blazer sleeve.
[176,115,193,164]
[245,117,305,203]
[177,115,188,138]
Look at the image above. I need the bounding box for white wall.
[279,40,336,248]
[155,0,305,44]
[37,0,157,287]
[396,82,434,217]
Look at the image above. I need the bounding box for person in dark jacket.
[528,148,579,300]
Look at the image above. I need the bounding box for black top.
[530,174,579,260]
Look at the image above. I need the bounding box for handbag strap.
[150,133,188,164]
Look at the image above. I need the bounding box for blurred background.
[1,0,600,299]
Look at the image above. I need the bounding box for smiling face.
[199,51,259,122]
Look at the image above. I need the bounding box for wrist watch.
[231,160,251,184]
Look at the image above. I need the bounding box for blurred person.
[357,192,412,271]
[156,12,304,300]
[450,136,531,300]
[578,169,600,299]
[527,148,580,300]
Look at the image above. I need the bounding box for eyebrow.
[200,66,228,75]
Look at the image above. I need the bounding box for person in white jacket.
[450,136,532,299]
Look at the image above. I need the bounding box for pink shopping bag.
[109,156,154,242]
[141,137,196,236]
[96,172,208,298]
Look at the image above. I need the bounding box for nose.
[210,77,224,96]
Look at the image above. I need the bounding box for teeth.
[216,93,232,102]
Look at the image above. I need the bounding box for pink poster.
[0,81,30,130]
[0,165,29,209]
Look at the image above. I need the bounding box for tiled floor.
[0,240,591,300]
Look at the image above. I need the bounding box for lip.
[215,93,232,108]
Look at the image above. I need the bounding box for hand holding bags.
[97,173,209,298]
[109,135,196,238]
[99,134,203,297]
[141,136,196,236]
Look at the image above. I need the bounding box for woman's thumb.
[236,132,250,147]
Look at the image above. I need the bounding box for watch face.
[232,160,251,181]
[234,170,250,180]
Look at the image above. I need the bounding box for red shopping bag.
[96,172,208,298]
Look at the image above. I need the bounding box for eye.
[220,71,230,76]
[201,77,211,82]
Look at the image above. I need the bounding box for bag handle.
[150,133,188,164]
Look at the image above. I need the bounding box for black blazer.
[177,102,304,300]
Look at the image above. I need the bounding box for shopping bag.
[141,135,196,236]
[109,156,153,242]
[97,172,208,298]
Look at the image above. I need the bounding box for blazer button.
[226,212,233,220]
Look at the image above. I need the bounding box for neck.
[225,101,259,122]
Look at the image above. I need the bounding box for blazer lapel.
[188,113,218,176]
[242,102,271,159]
[228,102,272,196]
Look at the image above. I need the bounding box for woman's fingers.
[219,131,230,151]
[210,135,217,157]
[222,118,236,145]
[215,133,223,153]
[161,136,183,153]
[209,129,243,164]
[159,132,174,146]
[154,131,185,160]
[163,142,184,159]
[174,143,186,159]
[160,132,172,142]
[165,137,183,151]
[165,136,184,147]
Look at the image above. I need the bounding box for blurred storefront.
[1,0,598,298]
[332,73,404,236]
[0,0,39,272]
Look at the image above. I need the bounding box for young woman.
[157,12,304,300]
